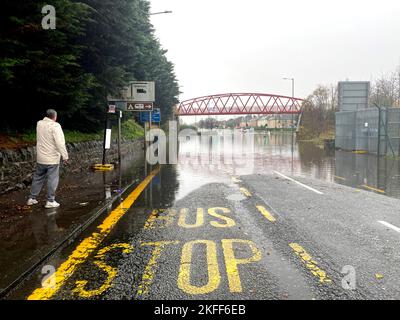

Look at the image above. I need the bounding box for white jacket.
[36,117,69,165]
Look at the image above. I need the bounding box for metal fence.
[336,107,400,155]
[386,108,400,155]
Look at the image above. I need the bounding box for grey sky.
[150,0,400,117]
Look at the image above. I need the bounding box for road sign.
[338,81,370,111]
[126,102,154,112]
[108,81,155,103]
[139,109,161,123]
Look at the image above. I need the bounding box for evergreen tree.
[0,0,180,132]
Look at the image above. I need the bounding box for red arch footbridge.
[176,93,305,116]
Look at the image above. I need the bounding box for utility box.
[338,81,370,111]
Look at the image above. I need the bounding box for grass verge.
[0,119,144,149]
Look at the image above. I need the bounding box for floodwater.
[176,130,400,199]
[2,131,400,295]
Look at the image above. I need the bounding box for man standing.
[27,109,69,208]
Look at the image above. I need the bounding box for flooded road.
[5,131,400,300]
[176,131,400,200]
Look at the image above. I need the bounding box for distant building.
[257,115,274,128]
[235,114,296,129]
[248,118,258,127]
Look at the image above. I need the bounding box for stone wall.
[0,139,143,195]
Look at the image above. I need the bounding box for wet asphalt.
[8,163,400,300]
[0,152,144,293]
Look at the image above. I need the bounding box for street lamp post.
[283,77,295,98]
[283,77,295,127]
[283,77,295,174]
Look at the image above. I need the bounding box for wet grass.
[385,154,400,160]
[19,130,103,144]
[297,130,335,146]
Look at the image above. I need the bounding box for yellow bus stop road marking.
[136,241,180,297]
[231,177,242,183]
[28,167,160,300]
[289,243,331,284]
[256,205,276,222]
[239,187,252,197]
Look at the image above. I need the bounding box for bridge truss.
[176,93,305,116]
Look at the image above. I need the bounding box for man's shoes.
[45,201,60,209]
[27,198,39,206]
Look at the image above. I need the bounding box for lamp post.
[283,77,295,174]
[283,77,295,98]
[283,77,295,128]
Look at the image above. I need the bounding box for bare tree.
[397,65,400,107]
[298,84,337,140]
[308,85,330,110]
[330,84,338,110]
[370,68,400,108]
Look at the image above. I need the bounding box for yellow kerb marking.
[136,241,179,297]
[239,187,252,197]
[178,208,204,229]
[289,243,331,284]
[177,240,221,295]
[256,205,276,222]
[222,239,262,293]
[27,167,160,300]
[362,185,385,194]
[232,177,242,183]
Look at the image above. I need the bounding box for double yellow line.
[28,167,160,300]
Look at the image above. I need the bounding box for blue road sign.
[139,109,161,123]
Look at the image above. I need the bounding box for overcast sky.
[149,0,400,120]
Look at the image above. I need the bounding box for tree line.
[0,0,179,133]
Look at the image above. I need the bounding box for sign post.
[126,102,154,112]
[118,110,122,165]
[139,108,161,123]
[93,108,115,171]
[108,81,155,108]
[94,81,156,172]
